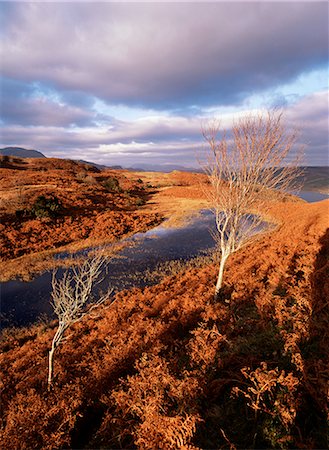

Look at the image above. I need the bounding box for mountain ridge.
[0,147,46,158]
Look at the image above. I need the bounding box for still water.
[1,191,328,327]
[1,210,217,327]
[297,191,328,202]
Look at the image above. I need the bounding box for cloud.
[1,3,327,166]
[286,90,329,165]
[1,78,99,127]
[1,91,327,166]
[107,115,203,143]
[2,2,328,109]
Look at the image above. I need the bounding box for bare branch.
[201,110,303,300]
[48,252,113,390]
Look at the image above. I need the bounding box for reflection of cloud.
[2,2,328,109]
[1,91,327,166]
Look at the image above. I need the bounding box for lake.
[1,210,217,327]
[1,190,328,328]
[297,191,328,202]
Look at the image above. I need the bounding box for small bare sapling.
[202,110,303,300]
[48,253,112,389]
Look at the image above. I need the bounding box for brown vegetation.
[202,111,302,298]
[0,157,214,281]
[0,157,161,281]
[0,192,328,448]
[130,169,211,227]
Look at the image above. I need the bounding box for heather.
[0,199,328,449]
[0,157,161,281]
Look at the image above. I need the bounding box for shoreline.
[1,168,328,282]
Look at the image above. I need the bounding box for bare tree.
[202,110,302,300]
[48,253,112,390]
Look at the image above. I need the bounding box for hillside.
[300,166,329,194]
[0,194,328,448]
[129,166,329,195]
[0,157,161,281]
[0,147,46,158]
[2,157,326,284]
[0,157,328,448]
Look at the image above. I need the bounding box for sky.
[0,1,328,168]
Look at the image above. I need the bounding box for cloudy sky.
[1,1,328,168]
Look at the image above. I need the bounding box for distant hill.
[1,148,327,193]
[127,164,328,194]
[0,147,46,158]
[128,163,198,173]
[75,159,123,171]
[299,166,329,193]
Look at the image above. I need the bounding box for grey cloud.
[107,116,203,144]
[1,91,327,167]
[2,2,328,109]
[286,91,328,165]
[1,78,100,127]
[3,96,95,128]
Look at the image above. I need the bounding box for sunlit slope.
[0,194,328,449]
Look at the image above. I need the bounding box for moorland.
[0,155,328,449]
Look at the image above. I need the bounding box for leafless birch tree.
[48,253,112,390]
[202,110,302,300]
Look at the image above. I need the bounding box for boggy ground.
[0,157,299,281]
[0,158,212,281]
[0,189,328,448]
[0,157,166,281]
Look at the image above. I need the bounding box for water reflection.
[297,191,328,202]
[1,210,217,327]
[1,190,328,328]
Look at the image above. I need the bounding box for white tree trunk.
[47,322,64,390]
[214,254,228,300]
[48,343,55,391]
